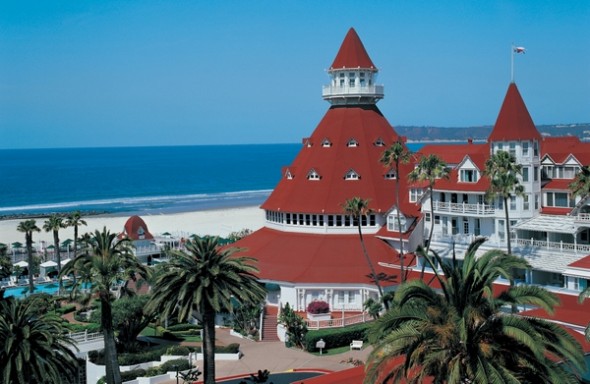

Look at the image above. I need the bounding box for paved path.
[160,328,371,383]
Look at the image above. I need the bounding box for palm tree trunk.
[395,162,405,283]
[72,226,78,286]
[53,230,62,293]
[503,197,511,255]
[101,293,122,384]
[202,307,216,384]
[357,224,385,304]
[26,233,34,294]
[427,185,435,255]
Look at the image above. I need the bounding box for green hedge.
[55,304,76,315]
[194,343,240,354]
[165,345,197,355]
[89,346,170,366]
[303,323,370,352]
[64,322,101,333]
[166,323,202,332]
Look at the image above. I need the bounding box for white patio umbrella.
[60,258,72,266]
[13,261,28,268]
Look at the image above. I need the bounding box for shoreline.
[0,205,265,248]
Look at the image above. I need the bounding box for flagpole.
[511,44,514,83]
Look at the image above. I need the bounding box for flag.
[514,46,526,54]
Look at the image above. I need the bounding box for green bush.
[64,322,101,333]
[121,369,146,382]
[159,358,190,372]
[161,330,182,341]
[55,304,76,315]
[165,345,193,355]
[194,343,240,354]
[303,323,370,352]
[118,347,168,366]
[166,323,202,332]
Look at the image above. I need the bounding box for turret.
[322,28,384,105]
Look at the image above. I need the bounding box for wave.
[0,190,272,215]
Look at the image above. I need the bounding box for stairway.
[261,306,280,342]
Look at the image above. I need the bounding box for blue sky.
[1,1,588,149]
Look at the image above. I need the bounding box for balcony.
[575,213,590,223]
[431,201,495,216]
[322,84,384,100]
[515,238,590,254]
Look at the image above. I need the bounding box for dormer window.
[285,170,294,180]
[347,138,359,147]
[322,138,332,147]
[459,169,479,183]
[344,169,360,180]
[307,169,321,180]
[374,138,385,147]
[384,169,396,179]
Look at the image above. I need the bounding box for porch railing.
[575,213,590,223]
[432,201,495,215]
[305,312,370,330]
[515,238,590,254]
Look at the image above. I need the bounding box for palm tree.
[570,165,590,203]
[147,236,266,384]
[61,227,149,384]
[408,154,449,261]
[16,219,40,293]
[366,238,585,384]
[484,150,524,255]
[43,214,66,291]
[65,211,87,285]
[343,197,386,307]
[65,211,87,259]
[380,139,411,282]
[0,296,79,383]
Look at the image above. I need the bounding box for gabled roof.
[567,254,590,270]
[488,83,542,142]
[232,227,403,285]
[330,28,377,70]
[262,105,415,215]
[419,142,488,166]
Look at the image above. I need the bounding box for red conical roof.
[262,105,417,216]
[488,83,542,142]
[330,28,377,70]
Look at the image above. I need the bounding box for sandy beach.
[0,206,265,248]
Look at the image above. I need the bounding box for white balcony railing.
[515,238,590,254]
[322,84,384,99]
[305,312,370,330]
[575,213,590,223]
[432,201,495,216]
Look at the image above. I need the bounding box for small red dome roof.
[121,215,154,241]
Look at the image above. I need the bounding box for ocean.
[0,143,425,217]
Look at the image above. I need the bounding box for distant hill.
[396,123,590,142]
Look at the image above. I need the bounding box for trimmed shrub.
[55,304,76,315]
[166,323,202,332]
[121,369,147,382]
[194,343,240,354]
[303,323,370,352]
[165,345,193,355]
[159,358,191,372]
[306,300,330,314]
[64,322,101,333]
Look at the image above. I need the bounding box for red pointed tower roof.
[120,215,154,241]
[330,28,377,70]
[488,83,542,142]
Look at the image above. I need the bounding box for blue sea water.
[0,143,426,217]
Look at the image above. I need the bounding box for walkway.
[159,328,372,383]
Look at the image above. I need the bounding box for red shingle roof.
[120,215,154,241]
[262,105,416,216]
[232,227,403,285]
[488,83,542,142]
[568,254,590,269]
[330,28,376,70]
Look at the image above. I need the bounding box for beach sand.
[0,206,265,248]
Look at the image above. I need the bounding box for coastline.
[0,205,265,248]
